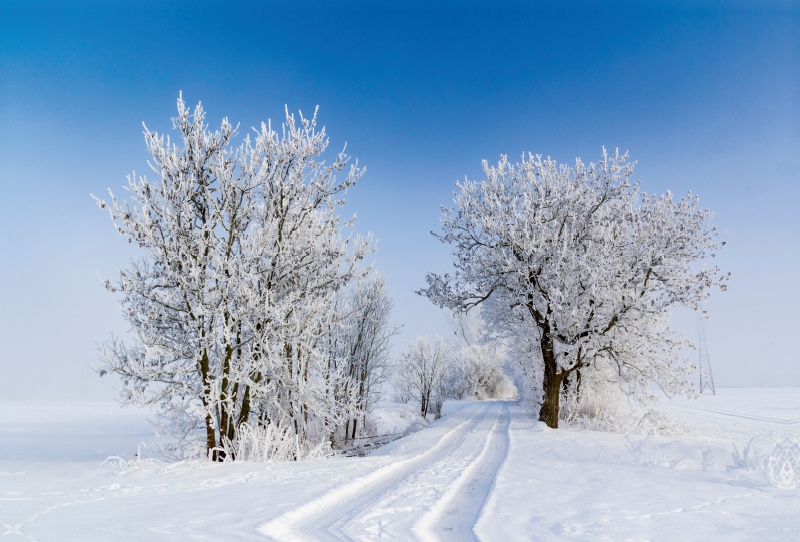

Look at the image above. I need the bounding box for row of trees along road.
[420,151,728,428]
[95,96,395,460]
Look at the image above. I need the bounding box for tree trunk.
[199,348,218,459]
[538,336,563,428]
[219,405,230,452]
[206,413,218,460]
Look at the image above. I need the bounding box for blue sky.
[1,1,798,400]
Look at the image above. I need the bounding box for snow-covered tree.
[94,95,374,459]
[447,310,511,400]
[329,272,398,441]
[448,345,508,400]
[395,335,453,419]
[421,150,728,428]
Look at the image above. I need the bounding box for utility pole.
[697,313,716,395]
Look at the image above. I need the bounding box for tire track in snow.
[412,402,511,542]
[336,402,503,541]
[256,402,494,541]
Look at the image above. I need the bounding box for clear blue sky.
[1,1,798,400]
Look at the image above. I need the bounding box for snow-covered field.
[2,389,799,541]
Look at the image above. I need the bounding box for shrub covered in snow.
[559,374,685,435]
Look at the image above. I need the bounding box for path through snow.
[258,401,510,541]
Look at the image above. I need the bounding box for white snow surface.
[2,389,799,541]
[368,402,429,437]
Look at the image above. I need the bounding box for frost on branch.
[420,150,729,428]
[94,95,393,461]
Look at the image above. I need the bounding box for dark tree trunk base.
[539,355,564,428]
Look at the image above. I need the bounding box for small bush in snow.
[215,422,332,463]
[559,371,684,435]
[731,434,800,489]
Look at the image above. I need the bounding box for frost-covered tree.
[447,310,510,400]
[94,95,373,459]
[329,273,398,441]
[395,335,453,419]
[448,345,508,400]
[421,150,728,428]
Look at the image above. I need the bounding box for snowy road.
[258,401,510,541]
[2,391,800,541]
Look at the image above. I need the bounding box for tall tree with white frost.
[94,95,373,459]
[329,272,398,441]
[420,150,728,428]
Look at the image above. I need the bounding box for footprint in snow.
[561,523,584,534]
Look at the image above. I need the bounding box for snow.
[368,402,428,436]
[2,390,799,540]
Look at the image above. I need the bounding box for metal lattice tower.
[697,313,716,395]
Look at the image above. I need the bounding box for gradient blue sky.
[1,1,798,400]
